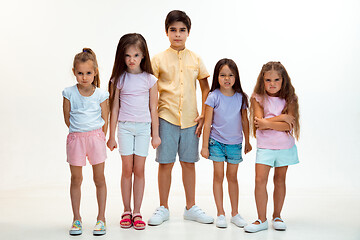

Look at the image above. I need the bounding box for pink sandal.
[120,212,132,229]
[132,213,146,230]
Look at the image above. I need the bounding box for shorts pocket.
[67,134,76,145]
[209,138,216,146]
[96,131,106,142]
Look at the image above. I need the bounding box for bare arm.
[100,99,109,135]
[241,108,252,154]
[200,105,213,159]
[149,83,161,149]
[63,97,70,128]
[194,77,210,137]
[107,88,120,151]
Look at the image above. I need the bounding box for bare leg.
[273,166,288,221]
[226,163,239,217]
[92,162,107,222]
[254,164,271,223]
[121,155,134,213]
[213,162,225,216]
[180,161,196,209]
[70,165,83,222]
[158,163,174,209]
[133,155,146,227]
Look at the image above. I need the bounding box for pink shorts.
[66,128,107,166]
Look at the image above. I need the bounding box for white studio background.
[0,0,359,207]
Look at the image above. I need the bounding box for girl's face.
[125,45,143,74]
[218,65,235,91]
[73,60,97,88]
[264,70,282,96]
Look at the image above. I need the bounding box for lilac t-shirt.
[205,89,246,144]
[116,72,157,122]
[253,93,295,149]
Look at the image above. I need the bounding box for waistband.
[68,128,103,137]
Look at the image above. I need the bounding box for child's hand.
[107,138,117,151]
[194,115,204,137]
[200,147,209,159]
[254,117,269,130]
[151,136,161,149]
[244,142,252,154]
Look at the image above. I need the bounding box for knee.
[159,163,174,173]
[213,172,224,183]
[226,172,238,184]
[93,174,106,187]
[273,175,286,187]
[255,175,268,186]
[180,162,195,171]
[133,167,145,179]
[122,167,133,179]
[71,175,83,187]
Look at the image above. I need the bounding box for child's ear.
[94,68,98,76]
[72,68,75,75]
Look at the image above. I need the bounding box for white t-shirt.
[62,84,109,133]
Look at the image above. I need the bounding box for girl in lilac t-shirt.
[201,58,252,228]
[107,33,161,230]
[244,61,300,233]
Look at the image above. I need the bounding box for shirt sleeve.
[62,87,70,100]
[251,93,263,107]
[197,56,210,80]
[151,56,160,78]
[205,91,216,108]
[149,74,158,89]
[99,88,110,103]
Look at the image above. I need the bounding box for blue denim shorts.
[155,118,199,164]
[256,144,299,167]
[208,138,243,164]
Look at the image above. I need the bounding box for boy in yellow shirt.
[148,10,214,226]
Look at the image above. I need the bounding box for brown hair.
[73,48,100,87]
[210,58,248,108]
[250,61,300,139]
[165,10,191,33]
[108,33,153,109]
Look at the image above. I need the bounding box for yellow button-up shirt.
[152,48,209,129]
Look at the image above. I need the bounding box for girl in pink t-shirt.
[107,33,161,230]
[244,61,300,233]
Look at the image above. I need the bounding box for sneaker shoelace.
[154,207,166,216]
[72,221,82,230]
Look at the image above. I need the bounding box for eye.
[87,72,92,75]
[125,54,130,57]
[135,54,139,57]
[180,29,186,32]
[77,72,83,75]
[275,78,280,81]
[229,74,234,77]
[265,79,270,82]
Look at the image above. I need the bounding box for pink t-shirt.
[253,93,295,150]
[116,72,157,122]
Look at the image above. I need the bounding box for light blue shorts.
[209,138,243,164]
[156,118,199,164]
[118,121,151,157]
[256,144,299,167]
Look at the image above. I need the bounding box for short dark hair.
[165,10,191,33]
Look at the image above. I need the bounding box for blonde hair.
[250,61,300,140]
[73,48,100,87]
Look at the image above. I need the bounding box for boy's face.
[166,21,189,51]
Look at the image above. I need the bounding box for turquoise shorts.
[256,144,299,167]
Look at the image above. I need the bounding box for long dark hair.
[73,48,100,87]
[108,33,153,109]
[210,58,248,108]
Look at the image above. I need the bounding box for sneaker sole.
[184,216,214,224]
[93,230,106,236]
[148,218,169,226]
[69,230,82,236]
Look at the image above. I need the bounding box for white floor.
[1,183,360,240]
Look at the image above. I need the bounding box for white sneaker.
[244,219,268,233]
[231,214,247,228]
[148,206,170,226]
[216,215,227,228]
[272,217,286,231]
[183,205,214,224]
